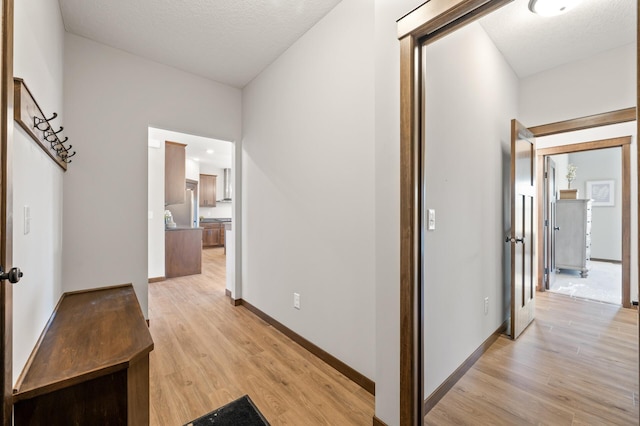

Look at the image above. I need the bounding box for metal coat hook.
[55,144,72,153]
[34,116,50,131]
[44,126,63,136]
[33,112,58,131]
[60,150,76,163]
[15,79,76,170]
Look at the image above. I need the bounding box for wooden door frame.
[397,1,513,424]
[397,1,638,425]
[536,128,633,309]
[0,0,12,424]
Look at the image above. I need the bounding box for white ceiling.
[58,0,635,88]
[87,1,636,172]
[149,127,233,170]
[58,0,342,88]
[480,0,636,78]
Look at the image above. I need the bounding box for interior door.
[0,0,13,424]
[509,119,536,340]
[544,157,558,289]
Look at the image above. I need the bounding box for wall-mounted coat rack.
[14,78,75,171]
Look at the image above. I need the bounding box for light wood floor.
[149,249,638,425]
[425,292,639,425]
[148,247,374,425]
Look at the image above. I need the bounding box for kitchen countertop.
[165,226,203,231]
[199,218,231,223]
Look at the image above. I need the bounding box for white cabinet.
[555,199,592,277]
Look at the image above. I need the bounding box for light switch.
[24,205,30,235]
[427,209,436,230]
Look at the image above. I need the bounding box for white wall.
[12,0,65,384]
[63,34,242,316]
[186,158,200,182]
[522,44,638,303]
[242,0,376,381]
[520,44,635,126]
[423,22,518,397]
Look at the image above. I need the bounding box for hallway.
[425,292,638,425]
[147,248,374,425]
[148,248,638,425]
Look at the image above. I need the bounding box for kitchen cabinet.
[556,199,592,277]
[165,228,203,277]
[201,222,225,247]
[200,174,217,207]
[165,141,186,205]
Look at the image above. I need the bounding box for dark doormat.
[184,395,270,426]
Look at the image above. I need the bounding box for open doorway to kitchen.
[147,126,235,297]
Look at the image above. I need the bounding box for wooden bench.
[13,284,154,425]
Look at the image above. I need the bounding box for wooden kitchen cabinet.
[165,141,186,205]
[165,228,203,278]
[200,174,217,207]
[201,222,224,247]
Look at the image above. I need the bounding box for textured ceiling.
[58,0,342,88]
[480,0,636,78]
[58,0,635,88]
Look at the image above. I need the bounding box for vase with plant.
[566,163,577,189]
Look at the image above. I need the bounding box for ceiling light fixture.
[206,149,214,154]
[528,0,580,16]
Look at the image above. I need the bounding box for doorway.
[147,127,235,291]
[397,1,638,424]
[537,133,632,308]
[542,147,625,305]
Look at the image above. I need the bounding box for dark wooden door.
[510,119,536,340]
[0,0,13,424]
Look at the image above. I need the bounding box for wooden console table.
[13,285,154,425]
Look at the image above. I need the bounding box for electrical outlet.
[484,297,489,315]
[293,293,301,310]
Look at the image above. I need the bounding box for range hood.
[217,168,232,202]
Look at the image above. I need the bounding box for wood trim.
[148,277,166,283]
[424,321,507,413]
[1,0,12,423]
[622,143,631,308]
[529,108,636,137]
[535,136,632,309]
[398,2,514,424]
[536,153,545,292]
[164,140,186,147]
[536,136,632,157]
[373,416,390,426]
[238,299,375,396]
[397,0,511,41]
[224,289,241,306]
[399,34,422,426]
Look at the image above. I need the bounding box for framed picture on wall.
[586,180,614,206]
